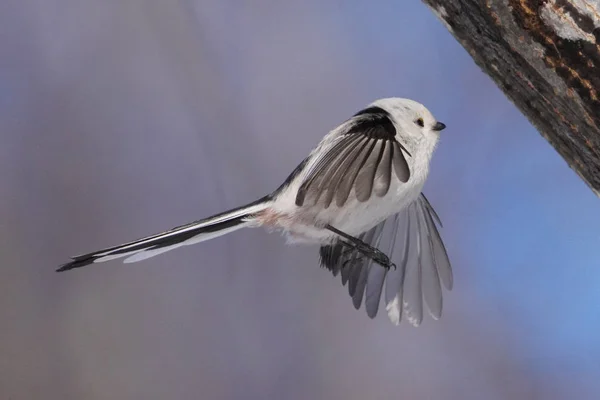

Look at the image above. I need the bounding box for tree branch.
[423,0,600,195]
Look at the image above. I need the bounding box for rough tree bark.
[423,0,600,196]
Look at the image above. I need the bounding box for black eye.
[415,118,424,127]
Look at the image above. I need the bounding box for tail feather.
[57,197,271,272]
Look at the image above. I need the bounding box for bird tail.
[57,196,272,272]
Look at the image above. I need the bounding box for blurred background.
[2,0,600,399]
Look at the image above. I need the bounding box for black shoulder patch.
[348,106,396,140]
[353,106,390,117]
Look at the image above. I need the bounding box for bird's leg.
[326,224,396,270]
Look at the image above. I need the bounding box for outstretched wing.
[319,194,452,326]
[295,106,411,208]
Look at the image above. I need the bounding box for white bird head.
[370,97,445,159]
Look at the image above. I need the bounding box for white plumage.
[58,98,452,327]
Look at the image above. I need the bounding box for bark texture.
[423,0,600,195]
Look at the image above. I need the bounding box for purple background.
[2,1,600,399]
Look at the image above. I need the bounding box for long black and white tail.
[57,197,272,272]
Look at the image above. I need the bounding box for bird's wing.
[295,106,411,208]
[319,193,452,326]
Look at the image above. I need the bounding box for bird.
[58,97,452,327]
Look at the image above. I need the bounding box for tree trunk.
[423,0,600,196]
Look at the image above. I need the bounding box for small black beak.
[432,121,446,132]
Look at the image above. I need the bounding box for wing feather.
[364,214,397,318]
[319,194,452,326]
[373,141,393,197]
[296,134,364,206]
[416,202,443,319]
[420,195,453,290]
[392,142,410,183]
[334,139,377,207]
[322,137,371,208]
[401,204,424,326]
[355,140,386,202]
[295,106,412,208]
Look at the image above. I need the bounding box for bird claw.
[347,241,395,270]
[370,250,396,270]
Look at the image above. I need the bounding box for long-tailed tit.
[58,98,452,326]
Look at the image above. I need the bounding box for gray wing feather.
[364,213,399,318]
[318,194,452,326]
[323,137,371,208]
[401,203,424,326]
[346,232,368,297]
[384,214,409,306]
[321,136,408,208]
[364,266,386,318]
[351,262,370,310]
[352,222,385,311]
[385,195,452,326]
[347,229,376,299]
[355,140,386,202]
[416,202,443,319]
[373,141,393,197]
[340,253,352,286]
[420,195,453,290]
[295,110,411,208]
[297,134,364,207]
[392,142,410,183]
[334,139,377,207]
